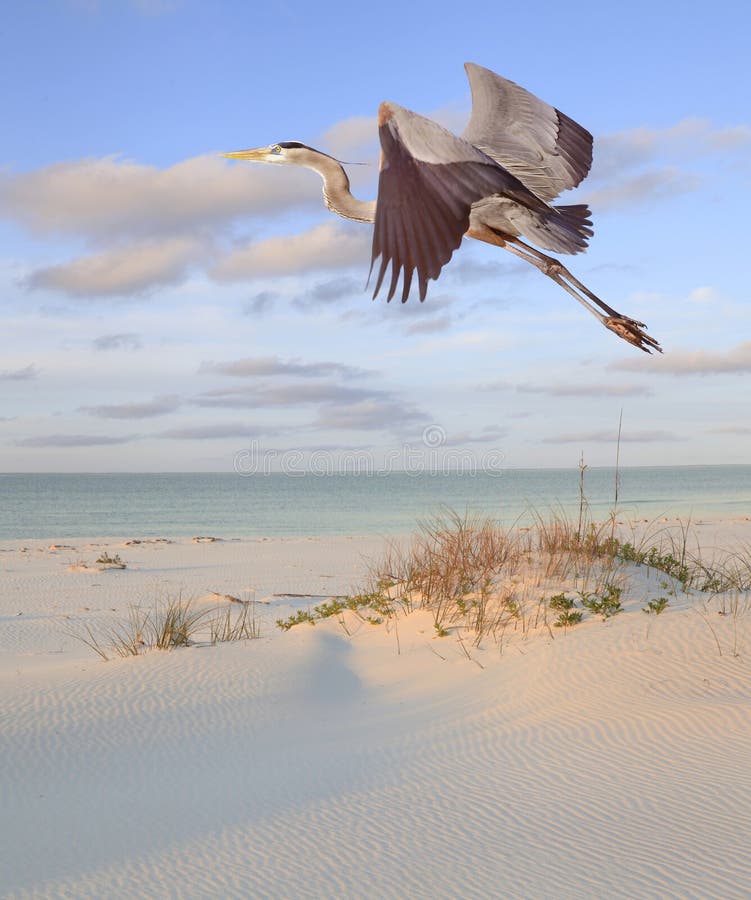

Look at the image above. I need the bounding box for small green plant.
[644,548,690,586]
[615,541,640,563]
[275,590,395,631]
[643,597,669,615]
[579,584,623,619]
[554,610,583,628]
[547,594,581,629]
[311,598,350,619]
[358,591,396,618]
[434,622,450,637]
[548,593,575,611]
[276,609,316,630]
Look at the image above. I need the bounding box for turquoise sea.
[1,467,750,541]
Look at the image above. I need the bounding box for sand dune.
[2,532,750,898]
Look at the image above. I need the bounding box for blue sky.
[1,0,750,472]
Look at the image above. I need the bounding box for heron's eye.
[271,145,282,154]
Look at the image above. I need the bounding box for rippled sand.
[2,530,750,898]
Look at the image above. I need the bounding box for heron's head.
[222,141,320,167]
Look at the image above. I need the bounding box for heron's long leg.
[503,238,623,319]
[467,226,662,353]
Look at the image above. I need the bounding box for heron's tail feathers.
[524,203,593,255]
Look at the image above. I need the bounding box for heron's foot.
[604,316,663,354]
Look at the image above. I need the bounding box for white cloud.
[26,237,203,297]
[515,382,653,398]
[584,168,700,212]
[199,355,368,379]
[592,118,751,180]
[80,395,181,419]
[688,286,720,304]
[614,341,751,375]
[0,155,315,240]
[584,118,751,212]
[321,116,378,161]
[212,222,371,280]
[194,383,381,409]
[314,399,429,432]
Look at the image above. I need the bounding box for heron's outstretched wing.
[372,101,549,302]
[462,63,593,202]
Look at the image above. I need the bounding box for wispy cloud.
[199,355,369,379]
[321,116,378,161]
[585,118,751,212]
[593,119,751,181]
[243,291,279,316]
[26,237,203,297]
[14,433,138,447]
[688,286,720,304]
[584,168,700,212]
[313,398,429,432]
[515,382,653,398]
[613,341,751,375]
[0,155,315,241]
[404,316,454,336]
[193,383,381,409]
[80,395,181,418]
[0,364,38,381]
[211,222,370,280]
[293,276,363,308]
[92,332,142,351]
[706,425,751,436]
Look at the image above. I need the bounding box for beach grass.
[274,509,751,657]
[71,508,751,662]
[75,595,261,661]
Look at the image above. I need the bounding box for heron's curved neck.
[304,154,376,224]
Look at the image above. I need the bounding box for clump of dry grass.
[376,510,632,646]
[209,602,260,644]
[276,509,751,659]
[95,552,126,569]
[75,596,261,661]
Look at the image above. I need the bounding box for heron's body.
[224,64,661,353]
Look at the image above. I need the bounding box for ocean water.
[1,467,750,541]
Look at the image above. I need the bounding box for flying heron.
[224,63,661,353]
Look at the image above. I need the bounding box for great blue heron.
[224,63,661,353]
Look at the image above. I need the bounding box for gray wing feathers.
[372,102,550,303]
[462,63,593,201]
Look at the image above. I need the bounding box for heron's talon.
[604,316,662,354]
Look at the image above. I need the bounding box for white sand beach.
[2,524,751,899]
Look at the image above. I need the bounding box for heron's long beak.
[221,148,268,161]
